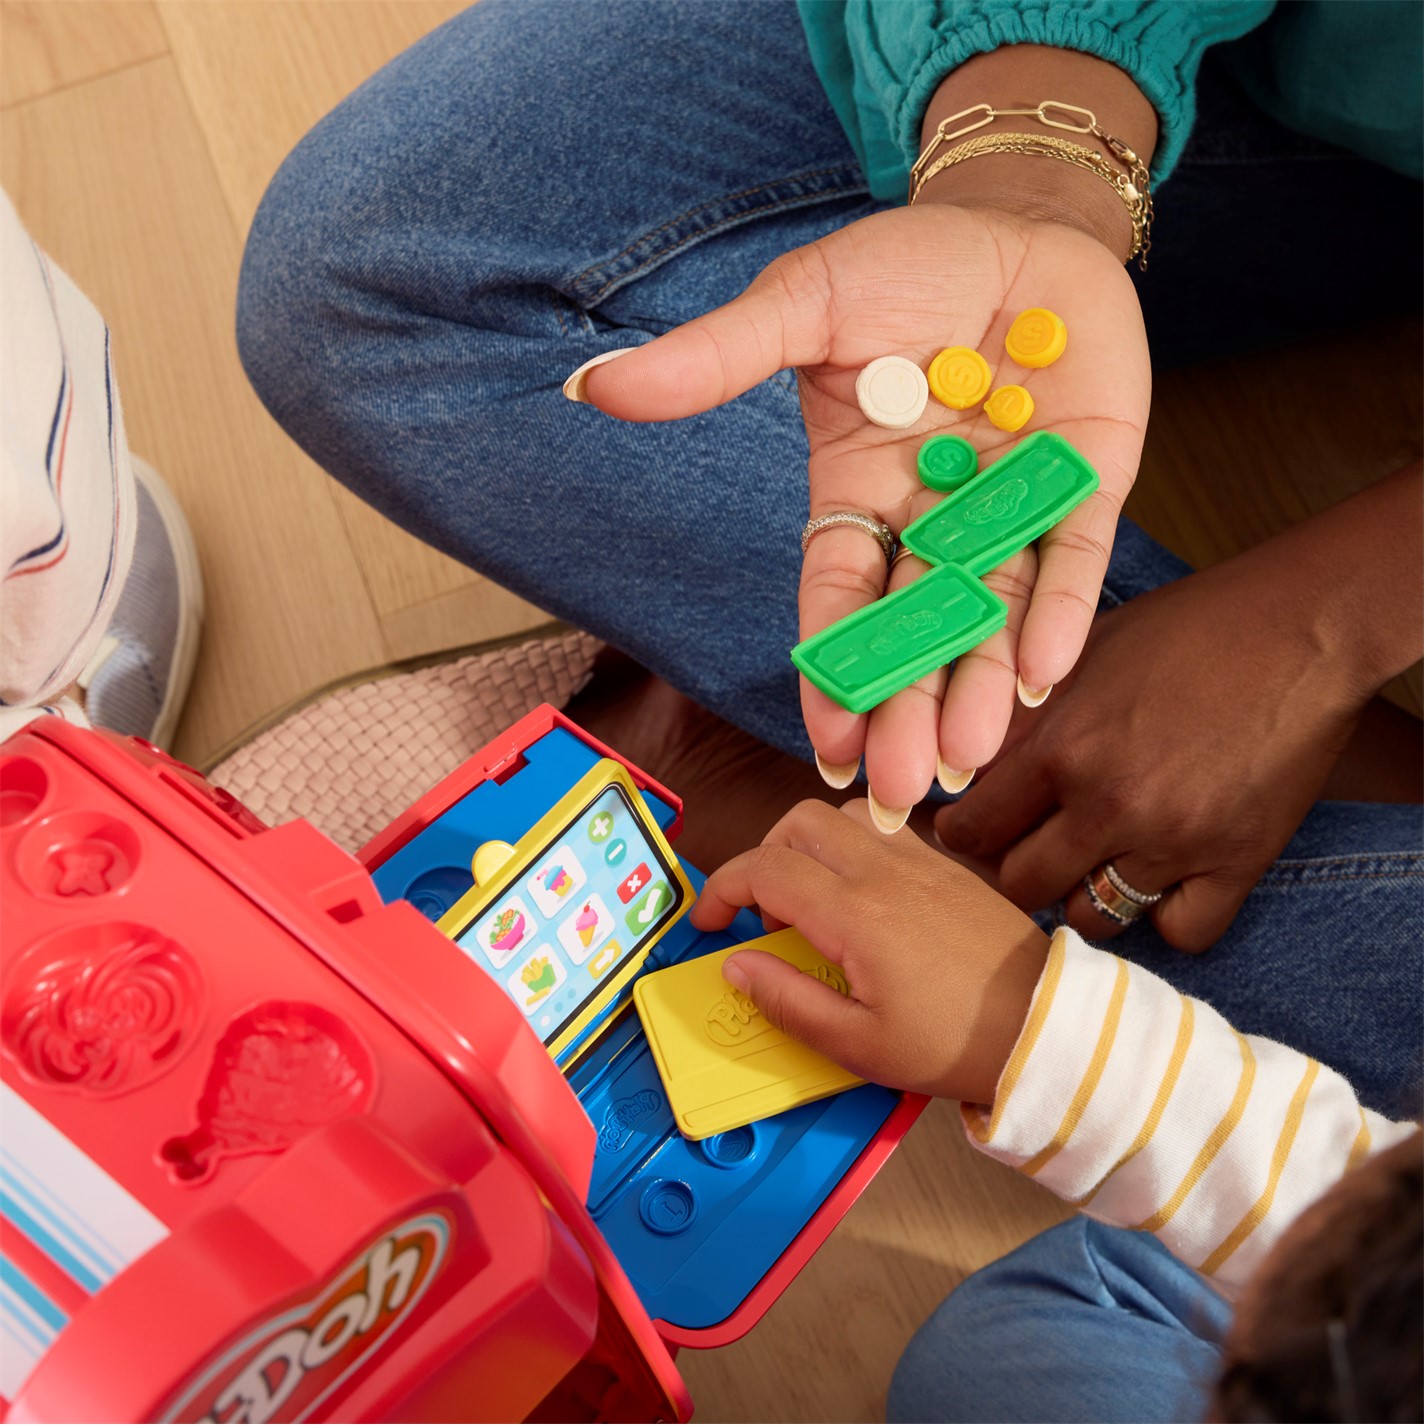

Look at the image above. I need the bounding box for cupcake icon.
[543,865,573,899]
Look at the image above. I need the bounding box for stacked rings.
[1083,861,1164,926]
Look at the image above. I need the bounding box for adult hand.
[688,797,1050,1106]
[578,201,1149,824]
[935,464,1425,951]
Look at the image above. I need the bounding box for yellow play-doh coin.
[927,347,992,410]
[984,385,1034,432]
[1005,309,1067,368]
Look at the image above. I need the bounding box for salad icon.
[489,906,528,954]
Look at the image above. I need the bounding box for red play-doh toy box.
[0,707,923,1421]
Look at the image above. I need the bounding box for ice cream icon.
[543,865,573,898]
[490,906,527,954]
[575,902,599,948]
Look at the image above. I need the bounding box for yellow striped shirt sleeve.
[961,928,1417,1297]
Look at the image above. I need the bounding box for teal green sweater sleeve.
[796,0,1276,198]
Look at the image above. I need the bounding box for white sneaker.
[78,457,203,749]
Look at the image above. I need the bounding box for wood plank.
[157,0,464,232]
[378,576,549,665]
[0,0,167,108]
[1,57,388,766]
[679,1100,1069,1422]
[330,481,511,619]
[159,0,486,621]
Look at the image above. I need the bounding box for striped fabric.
[0,1252,68,1403]
[0,1086,168,1400]
[964,928,1416,1295]
[0,188,134,741]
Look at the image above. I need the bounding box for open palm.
[584,203,1149,813]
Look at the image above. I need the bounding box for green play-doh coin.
[916,434,978,492]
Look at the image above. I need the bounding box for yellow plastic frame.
[436,758,694,1063]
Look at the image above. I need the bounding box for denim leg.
[888,1219,1231,1424]
[237,0,880,763]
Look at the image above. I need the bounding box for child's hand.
[688,799,1051,1105]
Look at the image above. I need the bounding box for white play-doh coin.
[855,356,929,430]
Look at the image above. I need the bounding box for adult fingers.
[571,245,833,422]
[861,551,947,825]
[936,545,1039,779]
[933,740,1057,863]
[799,441,936,774]
[1147,870,1258,954]
[721,948,876,1075]
[1062,849,1185,944]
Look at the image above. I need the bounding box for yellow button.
[471,839,517,888]
[927,347,992,410]
[984,385,1034,432]
[1005,309,1067,368]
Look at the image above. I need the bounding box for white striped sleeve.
[962,928,1416,1295]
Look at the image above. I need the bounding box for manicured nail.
[1016,676,1053,708]
[722,954,751,993]
[867,789,911,834]
[936,757,974,795]
[815,750,860,790]
[562,347,637,403]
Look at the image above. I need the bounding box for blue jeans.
[236,6,1421,1419]
[888,1219,1233,1424]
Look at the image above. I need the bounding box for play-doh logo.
[598,1089,663,1152]
[962,477,1028,525]
[706,963,849,1047]
[164,1212,450,1423]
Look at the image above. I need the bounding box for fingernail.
[867,789,911,835]
[815,750,860,790]
[1016,676,1053,708]
[936,757,974,795]
[722,954,751,992]
[562,347,636,403]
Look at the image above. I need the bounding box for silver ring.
[1103,861,1164,907]
[801,511,895,565]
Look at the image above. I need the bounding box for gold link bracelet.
[909,101,1154,269]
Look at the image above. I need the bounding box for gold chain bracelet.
[909,101,1154,269]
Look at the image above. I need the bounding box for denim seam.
[1258,855,1423,887]
[570,164,867,308]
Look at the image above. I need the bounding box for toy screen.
[452,783,685,1047]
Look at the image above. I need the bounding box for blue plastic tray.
[369,727,897,1331]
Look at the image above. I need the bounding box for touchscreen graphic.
[453,783,683,1046]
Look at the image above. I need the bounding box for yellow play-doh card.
[437,759,694,1063]
[632,928,864,1140]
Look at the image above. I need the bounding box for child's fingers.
[722,948,874,1076]
[689,844,847,943]
[576,247,831,422]
[758,798,885,878]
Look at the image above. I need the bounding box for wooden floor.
[1,5,1419,1422]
